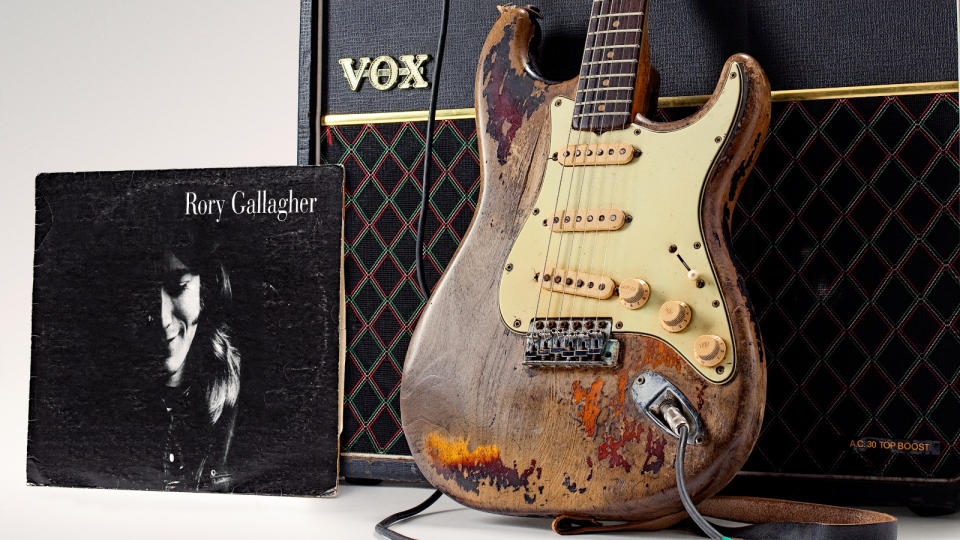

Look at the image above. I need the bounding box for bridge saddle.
[523,318,620,367]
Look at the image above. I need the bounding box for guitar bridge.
[522,318,620,367]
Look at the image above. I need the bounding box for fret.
[594,11,643,18]
[582,59,637,65]
[576,99,633,106]
[580,74,636,79]
[573,111,631,118]
[584,44,640,51]
[577,86,634,92]
[588,20,643,33]
[589,28,643,35]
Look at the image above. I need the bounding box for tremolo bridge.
[523,318,620,367]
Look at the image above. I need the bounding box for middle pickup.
[539,267,616,300]
[546,208,627,232]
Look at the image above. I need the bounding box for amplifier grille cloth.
[321,93,959,480]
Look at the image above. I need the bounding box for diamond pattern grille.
[706,93,959,479]
[321,121,479,454]
[322,93,959,481]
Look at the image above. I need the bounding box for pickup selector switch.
[694,335,727,367]
[659,301,692,332]
[618,278,651,309]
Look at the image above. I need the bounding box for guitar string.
[593,0,647,331]
[581,0,634,334]
[577,0,629,329]
[551,0,635,334]
[553,0,621,330]
[559,0,631,333]
[531,0,606,330]
[538,0,610,331]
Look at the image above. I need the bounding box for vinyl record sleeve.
[27,166,345,497]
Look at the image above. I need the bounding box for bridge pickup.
[539,267,615,299]
[547,208,627,232]
[523,318,620,367]
[555,142,637,166]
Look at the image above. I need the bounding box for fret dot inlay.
[573,0,648,132]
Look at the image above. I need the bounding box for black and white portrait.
[28,166,343,496]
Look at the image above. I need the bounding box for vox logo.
[338,54,431,91]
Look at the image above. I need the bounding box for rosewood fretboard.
[572,0,649,132]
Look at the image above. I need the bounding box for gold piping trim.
[663,80,960,108]
[321,81,958,125]
[323,107,475,126]
[341,452,416,462]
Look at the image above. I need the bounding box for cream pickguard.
[498,63,746,384]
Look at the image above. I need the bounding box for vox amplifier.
[298,0,960,512]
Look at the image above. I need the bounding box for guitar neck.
[572,0,651,133]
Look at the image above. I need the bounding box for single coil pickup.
[554,142,638,166]
[539,267,615,299]
[523,318,619,367]
[545,208,627,232]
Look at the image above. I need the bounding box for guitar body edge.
[401,6,770,523]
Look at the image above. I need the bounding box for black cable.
[676,424,726,540]
[375,489,444,540]
[414,0,452,297]
[375,1,451,537]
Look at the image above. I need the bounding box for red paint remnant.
[585,456,594,481]
[597,420,646,472]
[642,427,667,474]
[572,378,605,438]
[536,466,542,480]
[520,460,537,480]
[480,23,547,165]
[695,383,705,411]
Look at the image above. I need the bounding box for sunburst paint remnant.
[596,421,667,474]
[425,433,539,498]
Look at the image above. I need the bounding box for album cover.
[27,166,344,496]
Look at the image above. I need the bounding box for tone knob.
[659,301,692,332]
[618,278,651,310]
[694,335,727,367]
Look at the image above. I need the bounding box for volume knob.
[694,335,727,367]
[618,278,651,310]
[659,301,692,332]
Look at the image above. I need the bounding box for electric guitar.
[401,1,770,525]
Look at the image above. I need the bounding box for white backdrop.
[0,2,958,539]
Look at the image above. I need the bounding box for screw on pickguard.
[523,318,620,367]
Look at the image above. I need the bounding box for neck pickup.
[554,142,639,166]
[545,208,627,232]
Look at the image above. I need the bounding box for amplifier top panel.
[313,0,958,115]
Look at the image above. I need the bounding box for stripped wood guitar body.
[401,5,771,524]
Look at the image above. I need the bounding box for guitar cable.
[663,404,729,540]
[379,0,729,536]
[413,0,451,298]
[375,0,449,538]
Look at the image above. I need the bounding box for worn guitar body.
[401,6,770,525]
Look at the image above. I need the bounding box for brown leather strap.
[552,496,897,539]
